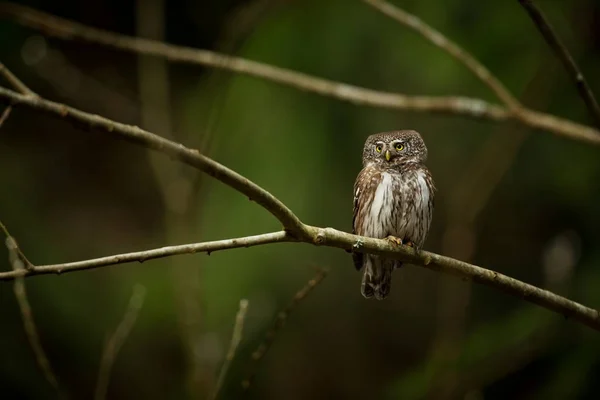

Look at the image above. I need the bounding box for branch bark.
[0,2,599,144]
[0,85,599,332]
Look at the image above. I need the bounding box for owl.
[352,130,435,300]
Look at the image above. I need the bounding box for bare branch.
[0,220,33,268]
[0,231,291,280]
[211,299,250,400]
[94,284,146,400]
[0,61,36,96]
[518,0,600,128]
[0,87,308,237]
[0,88,600,330]
[0,105,11,127]
[242,267,328,390]
[363,0,520,110]
[3,226,62,396]
[0,2,599,144]
[0,61,37,129]
[0,86,598,331]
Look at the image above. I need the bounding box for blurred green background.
[1,0,600,399]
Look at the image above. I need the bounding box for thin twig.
[0,61,37,96]
[0,105,11,127]
[3,227,62,396]
[0,60,36,130]
[518,0,600,128]
[0,231,292,280]
[242,267,328,389]
[94,284,147,400]
[211,299,250,400]
[363,0,520,110]
[0,2,599,144]
[0,220,33,268]
[0,86,599,332]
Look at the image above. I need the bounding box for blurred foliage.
[1,0,600,399]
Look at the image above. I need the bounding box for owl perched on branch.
[352,130,435,300]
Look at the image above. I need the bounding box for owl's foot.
[385,235,403,246]
[404,240,415,248]
[353,239,364,251]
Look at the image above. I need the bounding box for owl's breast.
[397,169,434,247]
[360,172,398,238]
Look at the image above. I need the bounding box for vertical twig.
[242,267,328,390]
[94,285,147,400]
[2,222,62,396]
[518,0,600,128]
[210,299,250,400]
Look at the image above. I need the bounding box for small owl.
[352,130,435,300]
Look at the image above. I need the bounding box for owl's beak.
[385,150,391,161]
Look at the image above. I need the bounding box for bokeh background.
[1,0,600,399]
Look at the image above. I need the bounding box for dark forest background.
[1,0,600,399]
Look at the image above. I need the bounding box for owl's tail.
[361,255,398,300]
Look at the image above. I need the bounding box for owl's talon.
[385,236,403,246]
[353,239,364,251]
[405,240,415,248]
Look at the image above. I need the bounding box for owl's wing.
[352,168,367,235]
[352,166,378,270]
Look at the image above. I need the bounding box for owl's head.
[362,130,428,167]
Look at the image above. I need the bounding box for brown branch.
[242,267,328,390]
[0,231,292,280]
[0,61,36,96]
[0,2,599,145]
[211,299,250,400]
[0,61,37,129]
[0,220,32,268]
[518,0,600,128]
[363,0,520,110]
[0,105,11,127]
[94,284,146,400]
[0,87,307,238]
[0,86,599,332]
[3,226,62,396]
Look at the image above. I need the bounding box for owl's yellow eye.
[375,145,383,153]
[395,143,404,151]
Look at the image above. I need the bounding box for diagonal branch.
[242,267,328,390]
[3,227,62,397]
[0,84,598,332]
[0,104,11,128]
[0,2,599,144]
[94,284,146,400]
[518,0,600,128]
[363,0,520,110]
[0,231,292,280]
[0,87,307,238]
[0,61,37,129]
[0,61,37,96]
[211,299,250,400]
